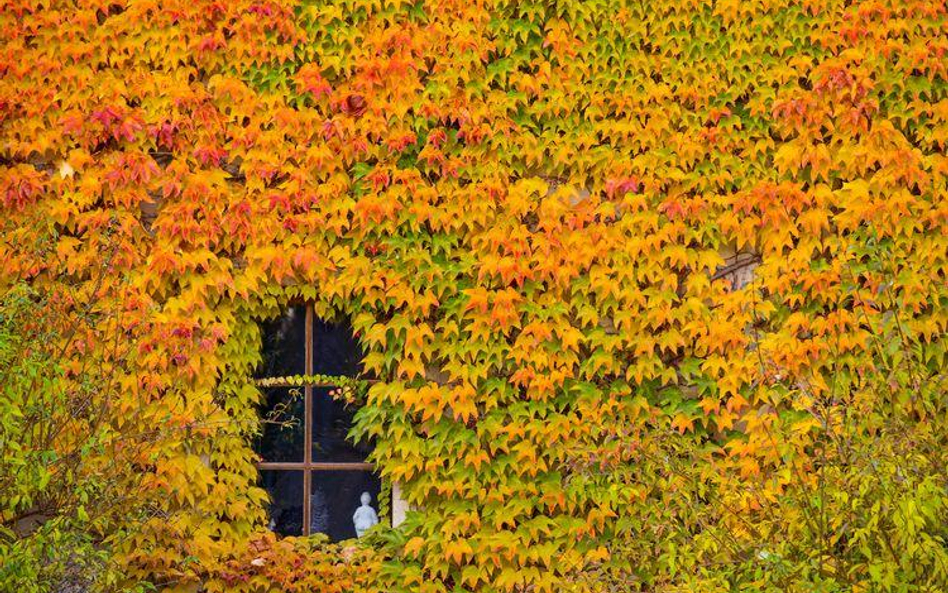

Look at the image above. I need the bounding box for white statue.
[352,491,379,537]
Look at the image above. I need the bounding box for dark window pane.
[312,387,374,462]
[256,306,306,378]
[260,470,303,537]
[255,387,304,462]
[310,471,382,541]
[312,318,361,376]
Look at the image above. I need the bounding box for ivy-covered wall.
[2,0,948,592]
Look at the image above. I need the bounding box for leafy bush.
[0,283,153,593]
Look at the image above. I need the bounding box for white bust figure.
[352,491,379,537]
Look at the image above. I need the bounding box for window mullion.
[303,305,314,535]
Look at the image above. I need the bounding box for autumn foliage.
[2,0,948,591]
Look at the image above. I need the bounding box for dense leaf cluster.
[1,0,947,591]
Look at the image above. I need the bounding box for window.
[255,304,381,540]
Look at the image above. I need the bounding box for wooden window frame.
[257,305,374,536]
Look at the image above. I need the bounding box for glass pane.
[310,471,382,541]
[312,317,361,376]
[256,306,306,377]
[260,470,303,536]
[312,387,374,462]
[255,387,304,462]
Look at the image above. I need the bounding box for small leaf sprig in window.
[254,374,371,404]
